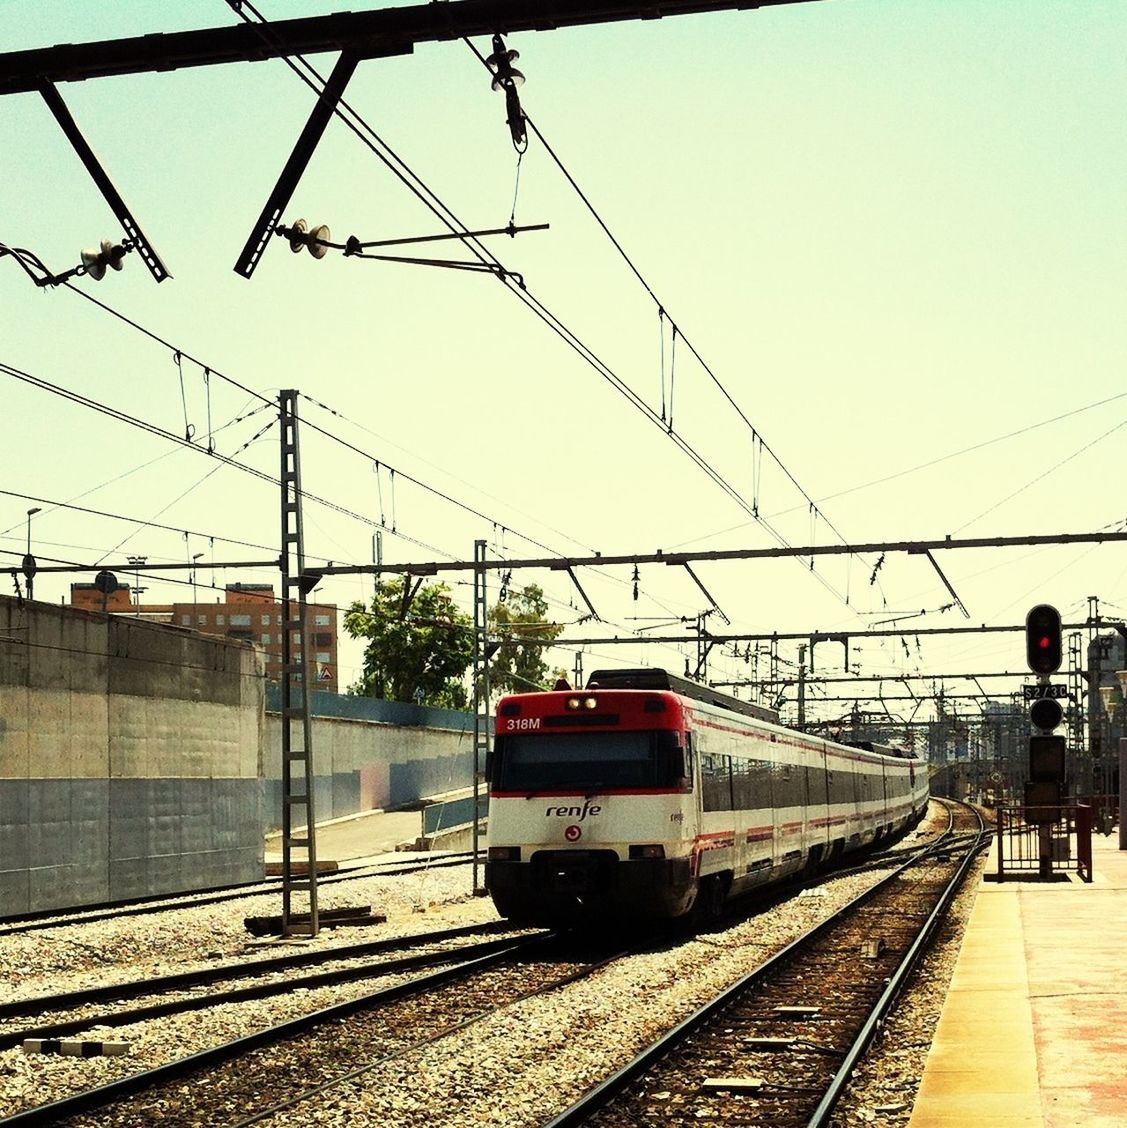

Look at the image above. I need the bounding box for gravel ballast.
[0,809,982,1126]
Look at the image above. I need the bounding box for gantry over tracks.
[547,799,988,1128]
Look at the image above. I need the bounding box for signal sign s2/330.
[1022,683,1068,701]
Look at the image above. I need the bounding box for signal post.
[1024,604,1065,878]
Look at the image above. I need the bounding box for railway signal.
[1029,694,1063,732]
[1023,604,1065,734]
[1025,604,1062,675]
[1023,605,1065,836]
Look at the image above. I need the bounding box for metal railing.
[993,803,1093,883]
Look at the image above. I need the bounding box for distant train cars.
[485,668,928,924]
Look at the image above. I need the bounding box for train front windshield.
[492,730,682,791]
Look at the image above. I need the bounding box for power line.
[459,37,876,598]
[296,393,595,556]
[510,74,855,549]
[953,415,1127,534]
[7,296,714,656]
[0,357,454,558]
[0,487,276,553]
[227,4,852,604]
[53,253,603,565]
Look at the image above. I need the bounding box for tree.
[344,577,474,707]
[487,583,563,695]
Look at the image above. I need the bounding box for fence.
[993,803,1093,883]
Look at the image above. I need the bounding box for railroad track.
[0,852,474,938]
[545,799,987,1128]
[1,932,632,1127]
[0,921,536,1052]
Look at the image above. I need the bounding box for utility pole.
[278,390,319,937]
[797,643,807,729]
[23,507,40,601]
[471,539,490,897]
[127,555,146,615]
[191,552,204,608]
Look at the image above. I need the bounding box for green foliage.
[343,577,473,706]
[487,583,563,695]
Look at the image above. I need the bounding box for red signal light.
[1025,605,1062,675]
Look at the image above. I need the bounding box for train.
[484,668,929,923]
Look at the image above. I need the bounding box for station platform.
[908,828,1127,1127]
[263,808,425,866]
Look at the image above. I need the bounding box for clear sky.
[1,1,1123,728]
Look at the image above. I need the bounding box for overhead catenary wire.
[299,392,597,556]
[207,9,857,693]
[953,415,1127,535]
[492,62,859,554]
[0,485,276,553]
[0,357,449,559]
[14,290,720,660]
[90,417,277,566]
[56,261,596,563]
[226,3,851,610]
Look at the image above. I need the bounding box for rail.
[544,801,987,1128]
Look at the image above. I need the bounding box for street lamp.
[191,552,204,608]
[1098,683,1121,800]
[126,555,147,616]
[23,507,41,601]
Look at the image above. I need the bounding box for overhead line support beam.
[306,530,1127,581]
[914,547,970,619]
[0,1,828,94]
[505,619,1121,648]
[680,561,730,625]
[233,50,362,279]
[38,81,170,282]
[1,558,279,576]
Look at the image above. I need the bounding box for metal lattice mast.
[471,538,490,897]
[279,390,319,937]
[1068,632,1086,793]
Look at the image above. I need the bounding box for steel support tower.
[1068,631,1086,793]
[278,390,319,937]
[471,538,490,896]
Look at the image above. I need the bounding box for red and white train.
[485,668,929,923]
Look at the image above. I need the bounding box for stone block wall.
[0,597,264,916]
[262,688,476,829]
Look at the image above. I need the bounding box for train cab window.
[492,730,686,791]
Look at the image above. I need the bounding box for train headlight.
[566,695,599,710]
[628,844,666,860]
[488,846,521,861]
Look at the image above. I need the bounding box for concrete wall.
[262,688,477,829]
[0,597,264,916]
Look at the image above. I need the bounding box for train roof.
[584,668,780,725]
[842,739,916,760]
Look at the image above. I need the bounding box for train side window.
[681,732,694,790]
[701,753,733,812]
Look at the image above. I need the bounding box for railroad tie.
[701,1077,765,1093]
[22,1039,131,1057]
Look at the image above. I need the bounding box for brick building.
[69,581,339,692]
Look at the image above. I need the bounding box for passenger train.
[485,668,929,923]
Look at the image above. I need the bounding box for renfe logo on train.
[546,801,602,820]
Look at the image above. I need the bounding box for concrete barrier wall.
[0,597,264,916]
[262,689,477,829]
